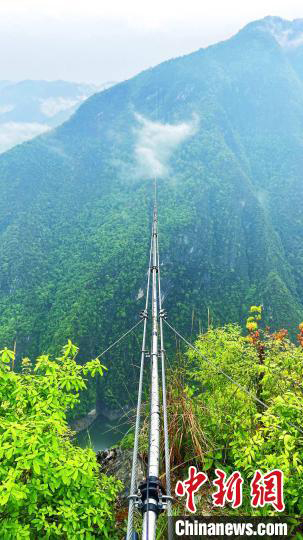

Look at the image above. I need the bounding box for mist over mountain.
[0,16,303,407]
[0,80,114,153]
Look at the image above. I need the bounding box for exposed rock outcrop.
[70,408,97,433]
[97,447,145,503]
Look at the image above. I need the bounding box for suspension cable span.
[164,319,303,436]
[157,234,173,540]
[142,185,161,540]
[126,236,153,540]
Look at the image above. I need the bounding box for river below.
[76,413,130,452]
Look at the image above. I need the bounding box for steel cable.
[97,319,143,360]
[126,235,153,540]
[156,233,173,540]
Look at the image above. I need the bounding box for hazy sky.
[1,0,303,84]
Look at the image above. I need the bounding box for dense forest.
[0,17,303,412]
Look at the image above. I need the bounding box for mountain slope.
[0,17,303,407]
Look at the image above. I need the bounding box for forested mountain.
[0,16,303,409]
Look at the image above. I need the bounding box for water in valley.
[76,413,130,452]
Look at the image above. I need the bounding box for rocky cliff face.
[97,447,144,503]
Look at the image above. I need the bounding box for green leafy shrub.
[119,432,135,451]
[186,323,303,516]
[0,342,122,539]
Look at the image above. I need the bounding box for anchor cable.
[97,319,143,360]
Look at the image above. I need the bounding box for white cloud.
[0,122,49,153]
[261,17,303,48]
[1,1,303,83]
[2,1,303,29]
[134,113,198,178]
[277,31,303,48]
[0,104,15,114]
[39,96,86,117]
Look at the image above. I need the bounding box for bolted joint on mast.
[138,477,165,516]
